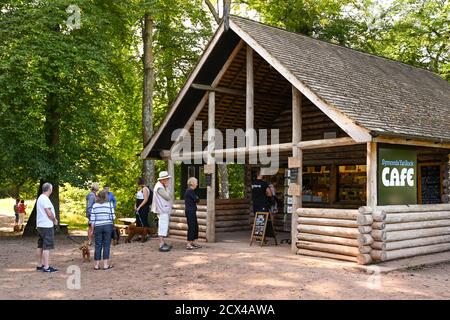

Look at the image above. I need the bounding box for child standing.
[18,199,26,231]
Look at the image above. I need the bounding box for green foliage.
[227,164,244,199]
[0,0,213,219]
[237,0,449,81]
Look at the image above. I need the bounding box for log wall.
[170,200,207,240]
[296,208,373,265]
[361,204,450,262]
[215,198,252,233]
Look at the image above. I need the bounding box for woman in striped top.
[90,190,115,270]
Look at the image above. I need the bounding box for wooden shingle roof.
[231,16,450,142]
[142,16,450,159]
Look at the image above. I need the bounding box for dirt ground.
[1,213,450,300]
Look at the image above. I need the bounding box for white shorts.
[157,214,170,237]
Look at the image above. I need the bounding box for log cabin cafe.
[141,16,450,265]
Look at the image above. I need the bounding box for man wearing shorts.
[151,171,173,252]
[36,182,58,273]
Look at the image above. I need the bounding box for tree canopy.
[0,0,448,220]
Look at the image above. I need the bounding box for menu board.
[250,212,277,246]
[420,165,441,204]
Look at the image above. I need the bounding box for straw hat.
[157,171,171,181]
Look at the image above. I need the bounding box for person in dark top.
[251,170,272,213]
[135,178,152,228]
[184,177,201,250]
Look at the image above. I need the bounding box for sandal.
[103,265,114,270]
[186,245,195,250]
[192,243,202,248]
[94,267,101,270]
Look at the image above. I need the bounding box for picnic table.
[117,218,136,225]
[115,218,136,236]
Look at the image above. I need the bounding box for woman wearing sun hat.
[151,171,173,252]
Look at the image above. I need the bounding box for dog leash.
[135,210,145,226]
[66,235,84,245]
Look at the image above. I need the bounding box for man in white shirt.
[36,182,58,273]
[152,171,173,252]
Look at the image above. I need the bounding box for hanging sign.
[378,146,417,205]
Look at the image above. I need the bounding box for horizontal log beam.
[191,83,290,103]
[297,208,359,220]
[297,137,359,149]
[384,226,450,242]
[297,233,360,247]
[297,217,358,228]
[373,136,450,150]
[373,243,450,262]
[380,235,450,251]
[296,240,360,257]
[297,224,359,239]
[169,229,207,239]
[384,212,450,223]
[377,204,450,213]
[297,248,358,263]
[170,216,207,225]
[383,219,450,232]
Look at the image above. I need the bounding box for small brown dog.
[79,241,90,262]
[13,225,21,232]
[126,225,156,243]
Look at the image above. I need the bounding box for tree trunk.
[142,13,155,187]
[218,164,229,199]
[44,91,61,223]
[23,91,61,236]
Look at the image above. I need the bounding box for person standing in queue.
[86,182,99,246]
[184,177,201,250]
[152,171,173,252]
[135,178,152,229]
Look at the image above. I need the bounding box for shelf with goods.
[302,165,331,204]
[337,165,367,203]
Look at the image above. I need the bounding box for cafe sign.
[378,146,417,205]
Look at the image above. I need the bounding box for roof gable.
[142,16,450,159]
[231,16,450,142]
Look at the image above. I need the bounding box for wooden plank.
[373,136,450,149]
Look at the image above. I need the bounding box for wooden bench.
[114,224,129,236]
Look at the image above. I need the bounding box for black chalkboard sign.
[420,165,441,204]
[250,212,278,246]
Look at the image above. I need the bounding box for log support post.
[292,87,302,252]
[367,142,377,208]
[168,159,175,198]
[246,45,255,149]
[206,91,216,242]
